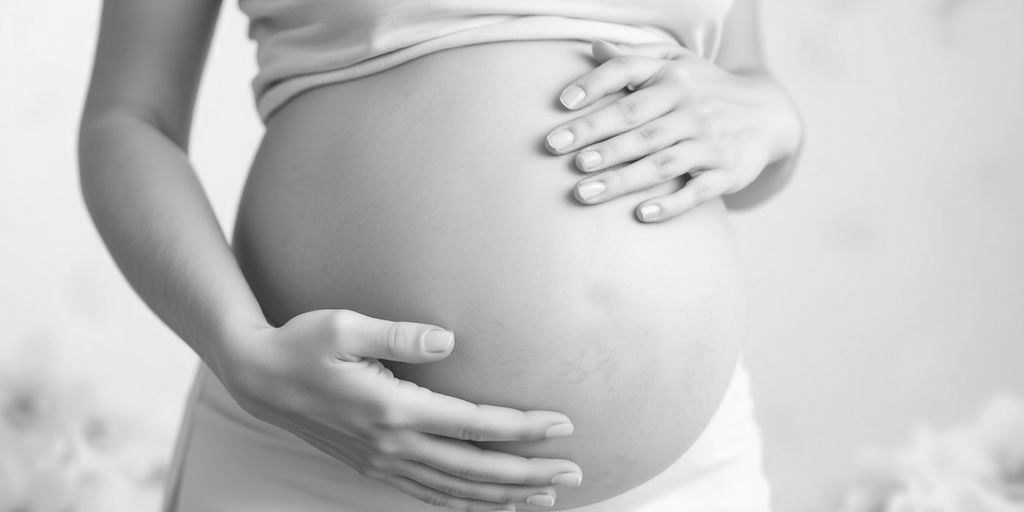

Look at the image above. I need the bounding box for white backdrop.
[2,0,1023,510]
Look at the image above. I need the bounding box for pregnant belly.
[232,40,746,509]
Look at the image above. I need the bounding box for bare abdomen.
[232,41,745,508]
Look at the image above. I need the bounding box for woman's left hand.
[545,40,801,222]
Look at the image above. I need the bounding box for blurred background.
[2,0,1022,510]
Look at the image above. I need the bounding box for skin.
[78,1,578,510]
[77,0,800,510]
[545,1,802,219]
[546,40,802,220]
[232,39,746,508]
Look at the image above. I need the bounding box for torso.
[232,41,745,508]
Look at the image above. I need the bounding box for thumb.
[592,40,691,62]
[331,310,455,364]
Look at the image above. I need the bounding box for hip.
[163,358,770,512]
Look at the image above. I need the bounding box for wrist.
[207,309,274,385]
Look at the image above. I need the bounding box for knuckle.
[495,490,514,503]
[331,309,358,337]
[369,396,406,430]
[667,63,692,82]
[449,465,486,481]
[689,180,713,202]
[373,435,402,457]
[448,466,473,479]
[378,403,407,430]
[455,409,486,441]
[599,139,618,156]
[577,116,598,134]
[652,151,676,179]
[438,483,472,499]
[452,423,472,441]
[635,124,660,145]
[385,321,409,354]
[615,98,640,126]
[423,493,450,508]
[600,170,623,190]
[456,422,485,442]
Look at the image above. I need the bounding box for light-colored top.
[238,0,737,122]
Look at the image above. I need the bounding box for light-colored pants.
[162,358,771,511]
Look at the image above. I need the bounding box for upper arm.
[81,0,222,149]
[713,0,765,73]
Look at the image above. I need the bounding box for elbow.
[77,109,127,189]
[77,103,182,177]
[76,108,149,212]
[77,111,122,219]
[78,101,188,167]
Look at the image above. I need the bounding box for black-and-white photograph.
[2,0,1022,511]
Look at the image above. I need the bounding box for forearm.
[722,69,804,210]
[78,111,267,375]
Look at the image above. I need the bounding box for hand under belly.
[232,41,746,508]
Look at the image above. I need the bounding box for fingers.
[388,459,558,507]
[553,41,691,113]
[573,141,717,205]
[635,171,734,222]
[304,430,568,511]
[330,309,455,364]
[554,54,666,111]
[394,385,574,443]
[547,84,678,154]
[383,475,516,512]
[573,111,698,173]
[401,433,583,487]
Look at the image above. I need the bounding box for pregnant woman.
[79,0,801,510]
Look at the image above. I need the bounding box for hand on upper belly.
[544,40,803,222]
[216,309,583,511]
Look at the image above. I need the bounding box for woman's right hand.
[215,309,582,512]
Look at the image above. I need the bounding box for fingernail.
[546,130,574,151]
[560,86,586,109]
[551,472,582,487]
[527,494,556,507]
[638,203,662,221]
[422,329,453,353]
[545,423,574,438]
[576,150,602,170]
[576,181,606,201]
